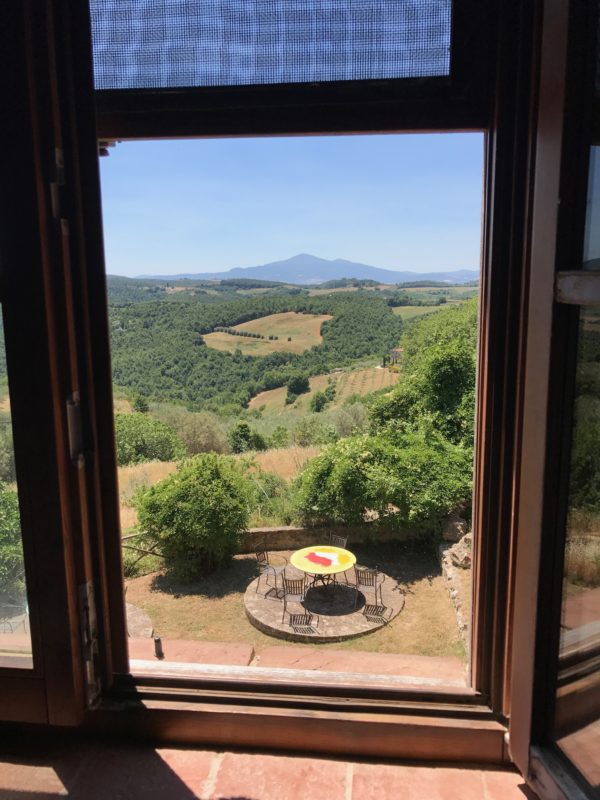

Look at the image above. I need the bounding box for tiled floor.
[0,736,538,799]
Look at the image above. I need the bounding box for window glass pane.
[90,0,452,90]
[554,307,600,788]
[583,148,600,269]
[0,309,32,669]
[99,133,482,690]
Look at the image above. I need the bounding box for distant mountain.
[136,253,479,285]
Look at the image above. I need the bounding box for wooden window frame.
[0,0,571,771]
[508,0,600,797]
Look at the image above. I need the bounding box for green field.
[203,311,332,355]
[391,305,446,320]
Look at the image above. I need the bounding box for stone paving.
[245,569,405,643]
[0,735,539,799]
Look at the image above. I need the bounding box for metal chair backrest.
[329,533,348,549]
[255,548,269,568]
[355,566,378,587]
[282,575,305,598]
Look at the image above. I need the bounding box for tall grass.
[243,446,321,482]
[565,536,600,586]
[118,460,177,531]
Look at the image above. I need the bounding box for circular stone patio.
[244,571,405,643]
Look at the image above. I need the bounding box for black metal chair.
[353,565,385,609]
[328,533,349,584]
[255,547,286,595]
[328,533,348,549]
[281,574,307,624]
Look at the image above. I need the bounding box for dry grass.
[124,543,466,659]
[204,312,332,356]
[249,367,399,412]
[241,445,321,482]
[118,460,178,531]
[113,397,133,413]
[565,537,600,587]
[0,396,10,412]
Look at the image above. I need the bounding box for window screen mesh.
[90,1,452,90]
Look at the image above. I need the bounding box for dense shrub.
[570,421,600,510]
[295,427,472,532]
[133,394,149,413]
[228,420,267,453]
[310,383,336,413]
[293,416,337,447]
[268,425,290,448]
[241,462,296,526]
[330,403,368,438]
[370,299,478,447]
[0,414,16,483]
[310,391,328,412]
[286,374,310,403]
[114,412,185,466]
[153,405,229,455]
[0,482,24,603]
[135,454,253,577]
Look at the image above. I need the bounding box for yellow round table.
[290,545,356,585]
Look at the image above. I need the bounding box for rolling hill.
[135,253,479,285]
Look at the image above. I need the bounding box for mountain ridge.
[135,253,478,285]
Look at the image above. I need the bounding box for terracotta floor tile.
[352,763,485,800]
[61,743,209,799]
[155,749,216,794]
[482,768,539,799]
[0,762,67,798]
[211,752,347,800]
[128,638,254,666]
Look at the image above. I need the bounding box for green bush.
[133,394,149,413]
[0,482,24,603]
[370,299,477,447]
[310,391,328,413]
[228,420,267,453]
[286,374,309,403]
[135,454,253,577]
[570,421,600,510]
[269,425,290,448]
[293,416,337,447]
[241,463,297,526]
[295,427,472,532]
[0,414,16,483]
[153,405,229,455]
[114,412,185,466]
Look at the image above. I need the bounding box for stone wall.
[239,524,421,553]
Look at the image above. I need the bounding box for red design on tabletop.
[306,551,333,566]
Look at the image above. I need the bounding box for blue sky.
[99,133,484,277]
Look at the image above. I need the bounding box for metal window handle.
[66,393,85,466]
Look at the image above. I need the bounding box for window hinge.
[49,147,65,220]
[79,581,101,708]
[66,393,85,467]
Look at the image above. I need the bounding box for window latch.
[66,393,85,467]
[49,147,65,220]
[79,581,101,709]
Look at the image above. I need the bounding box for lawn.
[203,311,332,355]
[248,366,399,412]
[124,542,466,660]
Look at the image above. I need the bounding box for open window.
[5,1,597,791]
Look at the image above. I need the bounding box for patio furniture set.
[254,534,386,626]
